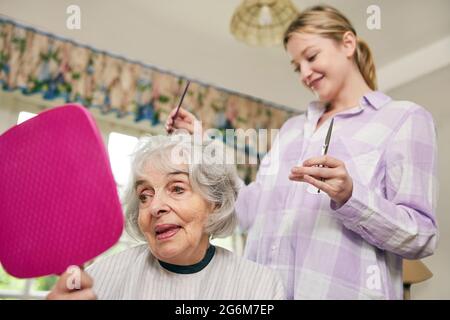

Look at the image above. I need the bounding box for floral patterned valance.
[0,18,296,131]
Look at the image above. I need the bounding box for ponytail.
[355,37,377,90]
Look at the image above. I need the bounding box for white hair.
[123,132,239,242]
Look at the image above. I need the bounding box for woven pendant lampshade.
[230,0,299,47]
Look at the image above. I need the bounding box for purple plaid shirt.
[236,91,438,299]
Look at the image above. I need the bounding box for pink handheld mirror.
[0,104,124,278]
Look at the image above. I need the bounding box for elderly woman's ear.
[212,202,221,212]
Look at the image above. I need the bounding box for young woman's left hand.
[289,155,353,206]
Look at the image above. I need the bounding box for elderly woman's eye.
[172,186,185,194]
[138,192,153,203]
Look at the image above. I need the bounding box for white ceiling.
[1,0,449,111]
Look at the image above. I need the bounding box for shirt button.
[271,245,277,250]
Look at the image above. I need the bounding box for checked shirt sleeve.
[330,105,439,259]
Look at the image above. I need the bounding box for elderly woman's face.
[136,162,212,265]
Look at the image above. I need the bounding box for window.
[107,132,139,197]
[16,111,37,124]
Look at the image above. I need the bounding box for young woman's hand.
[46,267,97,300]
[165,107,202,135]
[289,155,353,205]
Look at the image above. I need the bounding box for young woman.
[166,5,438,299]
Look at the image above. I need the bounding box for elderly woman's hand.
[289,155,353,206]
[46,267,97,300]
[165,107,202,135]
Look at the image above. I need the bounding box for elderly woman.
[47,133,285,300]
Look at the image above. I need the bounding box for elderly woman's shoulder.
[86,243,149,275]
[215,246,275,274]
[214,246,286,299]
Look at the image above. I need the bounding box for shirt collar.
[361,91,392,110]
[306,91,392,119]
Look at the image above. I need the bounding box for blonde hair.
[283,5,377,90]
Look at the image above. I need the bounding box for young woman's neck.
[327,67,373,113]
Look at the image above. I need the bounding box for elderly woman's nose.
[149,193,170,217]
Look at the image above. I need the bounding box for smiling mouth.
[155,224,181,241]
[309,75,324,89]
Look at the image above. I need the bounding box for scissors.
[168,80,190,134]
[317,117,334,193]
